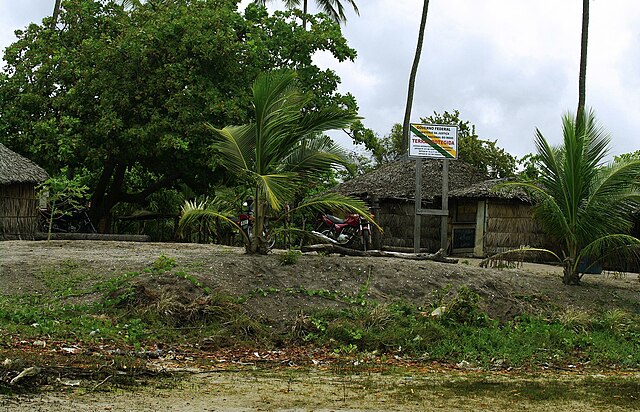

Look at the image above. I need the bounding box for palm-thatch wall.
[483,200,550,254]
[449,179,558,260]
[0,144,49,240]
[331,159,488,250]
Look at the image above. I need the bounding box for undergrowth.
[0,256,638,370]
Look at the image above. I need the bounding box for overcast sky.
[1,1,639,160]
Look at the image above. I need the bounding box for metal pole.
[414,159,422,253]
[440,159,449,253]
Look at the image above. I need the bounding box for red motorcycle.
[313,213,372,250]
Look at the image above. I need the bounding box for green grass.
[0,261,639,370]
[296,288,640,369]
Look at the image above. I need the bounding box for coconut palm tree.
[253,0,359,28]
[401,0,430,154]
[201,69,369,253]
[505,110,640,285]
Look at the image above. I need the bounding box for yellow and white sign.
[409,123,458,159]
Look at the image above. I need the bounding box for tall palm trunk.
[302,0,309,29]
[577,0,589,124]
[401,0,430,154]
[51,0,62,29]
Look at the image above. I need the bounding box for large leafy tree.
[0,0,357,231]
[421,110,516,178]
[205,70,366,253]
[510,110,640,285]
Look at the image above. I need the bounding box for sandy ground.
[3,369,640,412]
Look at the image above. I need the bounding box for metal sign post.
[410,124,458,254]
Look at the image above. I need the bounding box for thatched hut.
[448,179,556,258]
[331,159,487,250]
[0,144,49,240]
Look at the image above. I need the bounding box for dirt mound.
[1,241,639,324]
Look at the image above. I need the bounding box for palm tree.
[253,0,359,28]
[577,0,589,123]
[401,0,430,154]
[202,70,369,253]
[505,110,640,285]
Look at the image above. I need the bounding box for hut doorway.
[450,200,479,255]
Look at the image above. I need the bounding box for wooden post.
[440,159,449,252]
[414,159,423,253]
[370,195,382,250]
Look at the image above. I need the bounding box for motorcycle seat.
[326,214,345,224]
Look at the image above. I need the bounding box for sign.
[409,123,458,159]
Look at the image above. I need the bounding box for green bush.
[278,249,302,265]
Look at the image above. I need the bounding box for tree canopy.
[0,0,358,231]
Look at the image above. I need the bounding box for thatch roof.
[448,178,535,203]
[331,159,488,201]
[0,144,49,185]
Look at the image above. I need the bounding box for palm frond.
[208,124,255,174]
[296,107,359,138]
[257,172,300,211]
[252,71,308,174]
[577,234,640,275]
[177,202,239,239]
[283,134,352,173]
[317,0,359,23]
[480,247,562,268]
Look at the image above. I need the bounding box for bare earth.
[4,369,640,412]
[1,240,638,323]
[1,240,639,411]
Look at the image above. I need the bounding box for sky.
[1,0,639,161]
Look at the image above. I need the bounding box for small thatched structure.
[0,144,49,240]
[332,159,487,250]
[448,179,557,258]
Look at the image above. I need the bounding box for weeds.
[278,249,302,265]
[1,258,640,371]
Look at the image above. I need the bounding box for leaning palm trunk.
[401,0,430,153]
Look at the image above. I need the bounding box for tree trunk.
[562,268,581,285]
[577,0,589,124]
[562,257,581,285]
[401,0,430,154]
[51,0,62,29]
[302,0,309,29]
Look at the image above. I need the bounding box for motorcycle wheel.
[264,230,276,250]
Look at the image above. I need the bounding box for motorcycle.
[237,200,275,249]
[312,213,373,251]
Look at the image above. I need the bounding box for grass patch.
[295,287,640,369]
[1,263,639,371]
